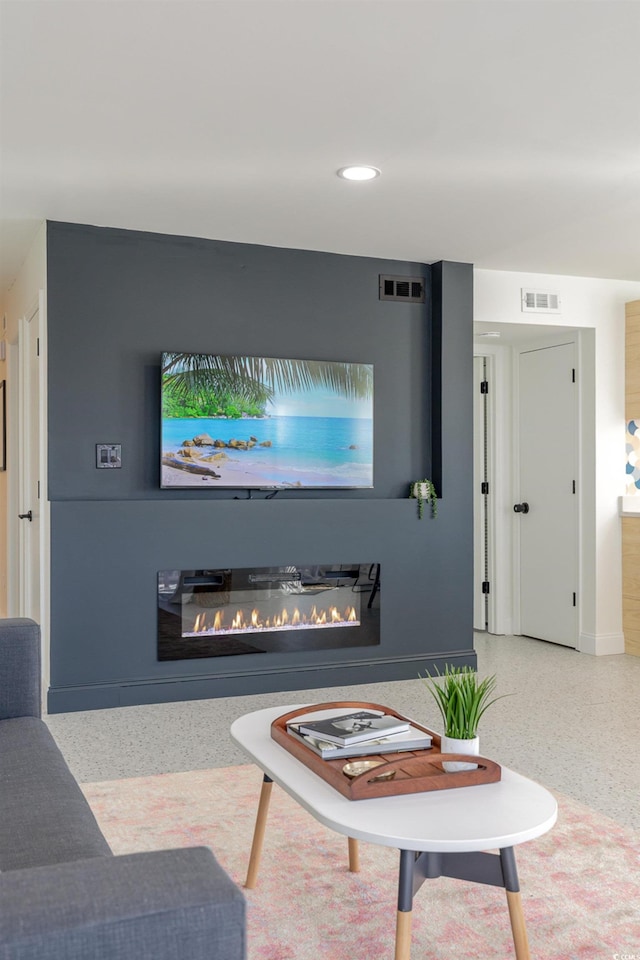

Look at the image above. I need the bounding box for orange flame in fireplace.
[188,602,360,637]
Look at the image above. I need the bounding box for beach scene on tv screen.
[161,352,374,488]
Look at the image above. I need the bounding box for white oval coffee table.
[231,704,557,960]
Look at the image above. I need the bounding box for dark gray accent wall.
[46,222,474,712]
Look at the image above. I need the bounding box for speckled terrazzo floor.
[46,633,640,831]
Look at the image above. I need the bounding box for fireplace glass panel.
[158,564,380,661]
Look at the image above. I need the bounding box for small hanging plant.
[409,479,438,519]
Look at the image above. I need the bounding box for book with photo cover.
[286,723,433,759]
[294,710,410,746]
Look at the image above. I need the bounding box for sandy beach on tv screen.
[161,457,291,488]
[161,454,370,489]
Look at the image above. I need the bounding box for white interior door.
[517,342,577,647]
[18,306,41,622]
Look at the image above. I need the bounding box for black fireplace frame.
[158,563,381,661]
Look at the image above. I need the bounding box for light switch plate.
[96,444,122,468]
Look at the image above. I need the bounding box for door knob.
[18,510,33,521]
[513,502,530,514]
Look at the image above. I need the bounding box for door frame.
[473,356,488,630]
[475,327,592,648]
[8,291,50,699]
[473,345,512,635]
[18,306,38,619]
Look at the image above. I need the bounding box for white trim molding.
[578,632,625,656]
[619,496,640,516]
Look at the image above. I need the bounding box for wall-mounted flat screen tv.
[161,352,374,489]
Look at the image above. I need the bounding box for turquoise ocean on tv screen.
[162,415,373,487]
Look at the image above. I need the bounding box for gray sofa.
[0,618,245,960]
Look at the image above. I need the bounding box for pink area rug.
[83,765,640,959]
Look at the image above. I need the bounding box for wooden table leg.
[394,910,412,960]
[245,774,273,889]
[506,890,531,960]
[347,837,360,873]
[500,847,531,960]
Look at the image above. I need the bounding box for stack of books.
[286,709,432,759]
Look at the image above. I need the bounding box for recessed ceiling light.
[337,165,380,181]
[477,331,501,338]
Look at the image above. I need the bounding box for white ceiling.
[1,0,640,295]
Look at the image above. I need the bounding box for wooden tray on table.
[271,701,501,801]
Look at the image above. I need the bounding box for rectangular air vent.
[521,288,561,314]
[379,275,425,303]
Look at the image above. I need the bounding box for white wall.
[475,269,640,654]
[2,223,46,341]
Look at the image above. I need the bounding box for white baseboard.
[490,614,513,637]
[578,632,625,656]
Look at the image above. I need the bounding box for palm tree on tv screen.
[162,352,373,410]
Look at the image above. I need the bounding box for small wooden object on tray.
[271,701,501,800]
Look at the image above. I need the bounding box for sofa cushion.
[0,847,246,960]
[0,717,112,871]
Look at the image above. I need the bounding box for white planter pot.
[441,734,480,772]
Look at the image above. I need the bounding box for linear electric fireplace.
[158,564,380,661]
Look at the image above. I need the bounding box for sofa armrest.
[0,847,245,960]
[0,619,41,720]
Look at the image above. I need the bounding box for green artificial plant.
[420,665,507,739]
[409,479,438,519]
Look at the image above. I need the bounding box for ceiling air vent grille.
[379,275,425,303]
[521,288,561,314]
